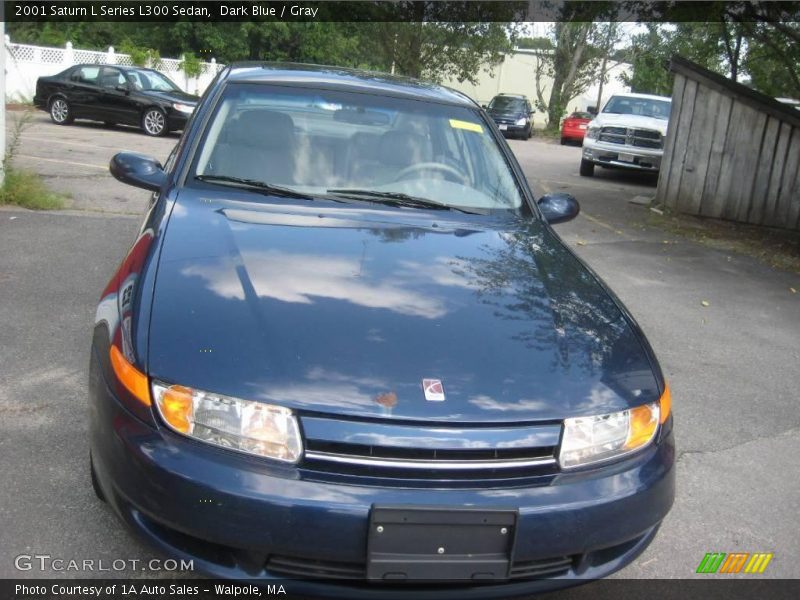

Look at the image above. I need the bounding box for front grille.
[299,416,561,483]
[267,553,574,581]
[303,440,557,480]
[267,555,366,579]
[508,556,574,579]
[599,126,663,149]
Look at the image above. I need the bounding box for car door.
[99,67,139,124]
[66,65,103,118]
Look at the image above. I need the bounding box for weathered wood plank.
[715,101,764,221]
[731,105,767,222]
[774,126,800,228]
[762,122,793,227]
[656,73,686,208]
[789,152,800,230]
[749,116,782,225]
[665,77,697,210]
[676,83,718,214]
[699,94,734,217]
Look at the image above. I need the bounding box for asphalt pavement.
[1,112,798,584]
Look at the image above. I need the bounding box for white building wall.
[3,36,224,102]
[440,49,632,127]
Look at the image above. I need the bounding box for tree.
[365,21,516,83]
[531,22,603,129]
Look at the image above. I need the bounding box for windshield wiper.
[196,175,315,200]
[326,188,482,214]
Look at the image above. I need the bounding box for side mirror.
[481,104,488,109]
[115,84,130,93]
[538,192,580,224]
[110,152,166,192]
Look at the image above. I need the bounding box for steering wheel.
[393,162,469,185]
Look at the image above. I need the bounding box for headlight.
[585,126,600,139]
[559,401,661,469]
[172,103,195,114]
[152,382,303,463]
[515,117,528,126]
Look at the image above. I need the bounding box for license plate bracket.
[618,152,636,162]
[367,506,517,581]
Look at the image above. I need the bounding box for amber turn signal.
[109,345,150,406]
[659,383,671,424]
[156,385,194,434]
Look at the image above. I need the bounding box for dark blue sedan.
[89,63,674,596]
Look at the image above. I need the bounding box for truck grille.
[599,126,663,149]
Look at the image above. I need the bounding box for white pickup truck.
[580,93,672,177]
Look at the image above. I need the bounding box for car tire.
[561,137,567,145]
[90,453,106,502]
[142,108,168,137]
[579,158,595,177]
[49,97,73,125]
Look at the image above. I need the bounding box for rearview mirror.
[110,152,166,192]
[538,192,580,224]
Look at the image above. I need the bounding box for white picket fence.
[4,36,225,102]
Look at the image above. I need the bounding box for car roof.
[493,94,527,99]
[609,92,672,102]
[71,63,161,74]
[222,62,477,107]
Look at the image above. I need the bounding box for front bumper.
[582,138,663,171]
[90,352,675,598]
[166,111,191,132]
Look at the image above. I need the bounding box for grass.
[0,169,65,210]
[647,208,800,274]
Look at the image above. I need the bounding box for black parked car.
[484,94,534,140]
[33,64,199,136]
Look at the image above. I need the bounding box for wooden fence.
[655,56,800,231]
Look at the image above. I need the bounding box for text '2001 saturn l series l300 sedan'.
[89,63,674,598]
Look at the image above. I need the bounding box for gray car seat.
[209,110,296,184]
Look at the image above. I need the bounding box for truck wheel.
[579,158,595,177]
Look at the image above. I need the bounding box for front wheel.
[579,158,595,177]
[49,98,73,125]
[142,108,168,137]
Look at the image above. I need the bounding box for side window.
[100,67,125,89]
[71,66,100,85]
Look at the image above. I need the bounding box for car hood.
[141,89,199,104]
[590,112,669,135]
[148,193,660,423]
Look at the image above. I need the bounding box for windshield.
[602,96,671,120]
[194,83,524,212]
[128,69,181,92]
[488,96,525,112]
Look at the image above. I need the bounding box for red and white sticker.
[422,379,445,402]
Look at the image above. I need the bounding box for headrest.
[377,130,432,167]
[227,110,295,149]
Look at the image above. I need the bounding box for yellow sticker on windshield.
[449,119,483,133]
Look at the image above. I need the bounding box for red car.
[560,111,594,145]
